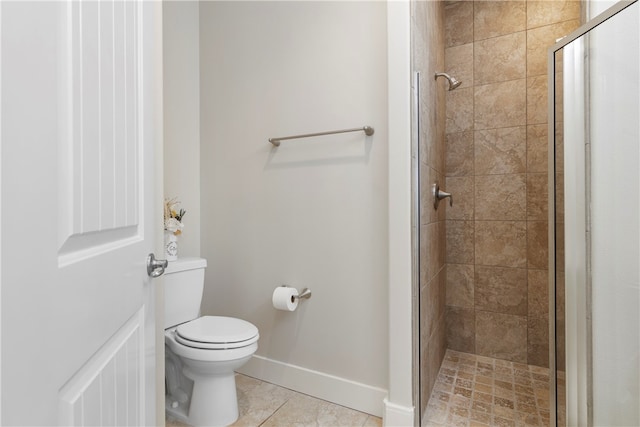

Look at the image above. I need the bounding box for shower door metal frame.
[547,1,638,425]
[410,71,422,427]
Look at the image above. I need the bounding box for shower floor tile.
[423,350,550,427]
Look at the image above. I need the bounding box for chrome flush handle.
[433,182,453,209]
[147,253,168,278]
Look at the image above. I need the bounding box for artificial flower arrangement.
[164,197,186,236]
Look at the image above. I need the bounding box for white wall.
[385,1,415,425]
[163,1,200,257]
[199,1,389,416]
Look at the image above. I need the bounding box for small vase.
[164,231,178,261]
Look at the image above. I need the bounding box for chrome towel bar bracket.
[269,126,374,146]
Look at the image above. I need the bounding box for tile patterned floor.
[423,350,551,427]
[166,373,382,427]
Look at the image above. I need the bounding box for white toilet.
[164,257,259,427]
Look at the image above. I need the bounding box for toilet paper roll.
[272,286,299,311]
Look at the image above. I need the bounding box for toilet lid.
[175,316,259,350]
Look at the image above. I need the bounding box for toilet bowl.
[164,258,259,427]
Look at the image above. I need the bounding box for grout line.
[257,399,289,427]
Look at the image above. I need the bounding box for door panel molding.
[58,308,145,426]
[58,0,142,266]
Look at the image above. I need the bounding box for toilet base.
[165,397,190,425]
[164,329,257,427]
[185,369,239,426]
[165,369,241,427]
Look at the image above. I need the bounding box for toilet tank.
[164,257,207,329]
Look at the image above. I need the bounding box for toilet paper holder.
[295,288,312,300]
[281,285,312,300]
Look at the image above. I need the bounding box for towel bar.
[269,126,374,146]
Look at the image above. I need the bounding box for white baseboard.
[382,398,414,427]
[237,355,387,417]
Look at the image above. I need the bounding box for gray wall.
[198,1,389,415]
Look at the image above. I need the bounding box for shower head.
[435,72,462,91]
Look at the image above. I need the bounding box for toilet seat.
[175,316,259,350]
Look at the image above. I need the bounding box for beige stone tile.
[527,269,548,318]
[494,396,516,413]
[363,415,383,427]
[446,131,474,177]
[447,263,475,308]
[475,266,527,316]
[421,221,446,284]
[475,79,526,130]
[446,176,474,220]
[418,61,446,174]
[515,411,542,426]
[436,93,447,175]
[438,223,447,270]
[493,387,513,399]
[529,364,549,375]
[553,70,564,122]
[475,355,496,366]
[526,124,548,173]
[474,1,526,40]
[527,0,580,29]
[554,124,564,173]
[431,389,452,405]
[445,1,474,47]
[473,391,493,404]
[474,383,493,395]
[527,221,548,269]
[233,379,296,427]
[513,370,532,387]
[527,20,581,76]
[515,383,534,396]
[526,173,548,221]
[447,86,474,133]
[555,221,565,272]
[475,126,527,175]
[555,171,565,223]
[475,174,526,221]
[527,75,548,125]
[474,32,526,86]
[446,42,474,88]
[261,393,368,427]
[476,311,527,363]
[421,270,446,347]
[528,317,549,368]
[475,221,527,268]
[449,395,471,411]
[235,373,263,393]
[454,385,473,399]
[447,220,475,264]
[446,306,476,353]
[493,416,517,427]
[470,407,492,423]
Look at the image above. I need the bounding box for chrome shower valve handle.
[432,182,453,209]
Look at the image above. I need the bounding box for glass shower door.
[551,1,640,425]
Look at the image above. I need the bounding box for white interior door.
[1,1,162,425]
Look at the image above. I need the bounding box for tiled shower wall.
[443,0,580,367]
[413,0,447,416]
